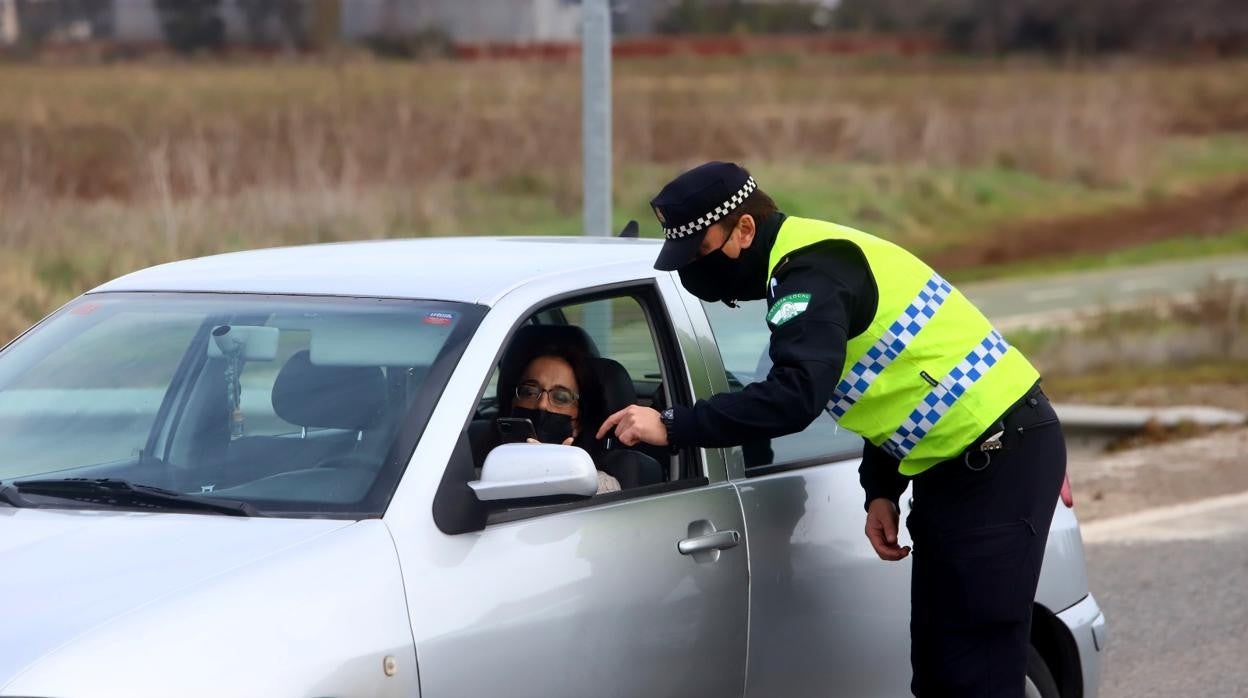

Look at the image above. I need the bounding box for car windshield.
[0,293,481,517]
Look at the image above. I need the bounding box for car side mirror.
[468,443,598,502]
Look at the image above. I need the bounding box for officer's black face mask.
[510,406,575,445]
[678,227,770,305]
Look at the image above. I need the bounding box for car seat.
[591,354,665,487]
[223,350,387,484]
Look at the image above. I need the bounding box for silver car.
[0,237,1106,697]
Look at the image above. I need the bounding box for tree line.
[659,0,1248,55]
[154,0,308,53]
[8,0,310,53]
[11,0,1248,56]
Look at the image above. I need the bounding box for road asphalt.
[1081,492,1248,697]
[960,255,1248,329]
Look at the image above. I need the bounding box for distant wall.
[342,0,580,43]
[106,0,581,44]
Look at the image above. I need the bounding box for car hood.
[0,507,354,689]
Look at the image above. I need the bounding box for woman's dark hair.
[718,188,778,233]
[496,330,607,461]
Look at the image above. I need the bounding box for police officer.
[598,161,1068,697]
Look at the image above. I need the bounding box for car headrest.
[593,357,637,414]
[271,350,386,430]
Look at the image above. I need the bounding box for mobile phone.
[495,417,537,444]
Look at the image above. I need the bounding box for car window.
[436,285,708,533]
[0,310,200,474]
[559,297,662,388]
[702,299,861,468]
[468,293,672,471]
[0,293,482,516]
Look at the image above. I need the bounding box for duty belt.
[963,381,1045,471]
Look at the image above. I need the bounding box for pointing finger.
[596,409,626,439]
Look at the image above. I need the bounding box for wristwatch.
[659,408,679,453]
[660,408,676,434]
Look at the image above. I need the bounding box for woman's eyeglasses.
[515,382,579,408]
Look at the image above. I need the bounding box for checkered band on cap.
[878,330,1011,461]
[663,177,758,240]
[827,273,953,419]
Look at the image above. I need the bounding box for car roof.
[91,237,665,305]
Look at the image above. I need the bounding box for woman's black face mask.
[511,406,575,444]
[677,228,770,305]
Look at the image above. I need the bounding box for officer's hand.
[865,498,911,562]
[597,405,668,447]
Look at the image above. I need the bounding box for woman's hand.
[525,437,575,446]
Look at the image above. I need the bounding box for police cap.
[651,161,757,271]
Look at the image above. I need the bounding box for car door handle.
[678,529,740,555]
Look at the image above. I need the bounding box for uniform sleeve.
[666,246,869,448]
[858,440,910,511]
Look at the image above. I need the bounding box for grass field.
[3,56,1248,343]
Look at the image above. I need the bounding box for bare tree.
[155,0,225,53]
[236,0,306,49]
[237,0,274,46]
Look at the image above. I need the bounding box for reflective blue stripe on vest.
[828,272,953,419]
[880,329,1011,460]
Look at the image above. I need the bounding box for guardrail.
[1055,403,1246,451]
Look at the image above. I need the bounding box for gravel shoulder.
[1068,425,1248,522]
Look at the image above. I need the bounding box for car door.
[412,481,749,698]
[691,296,915,698]
[394,281,750,698]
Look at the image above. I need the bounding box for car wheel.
[1025,644,1060,698]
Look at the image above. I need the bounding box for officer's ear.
[736,214,757,249]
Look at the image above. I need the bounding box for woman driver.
[496,340,621,495]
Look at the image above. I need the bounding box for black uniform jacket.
[665,213,911,509]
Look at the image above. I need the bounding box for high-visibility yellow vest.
[768,217,1040,476]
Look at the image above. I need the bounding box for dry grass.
[6,58,1248,201]
[3,56,1248,342]
[1010,279,1248,388]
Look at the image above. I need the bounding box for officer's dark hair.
[718,189,778,232]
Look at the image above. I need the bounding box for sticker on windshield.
[423,311,456,326]
[767,293,811,327]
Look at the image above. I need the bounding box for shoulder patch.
[767,293,811,326]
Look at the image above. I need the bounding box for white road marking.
[1080,490,1248,544]
[1023,287,1077,303]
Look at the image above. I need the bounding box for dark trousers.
[906,390,1067,698]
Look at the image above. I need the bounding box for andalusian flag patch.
[767,293,811,326]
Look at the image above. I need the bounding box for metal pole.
[1,0,19,46]
[582,0,612,349]
[582,0,611,240]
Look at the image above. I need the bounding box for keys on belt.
[979,430,1005,452]
[964,426,1004,471]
